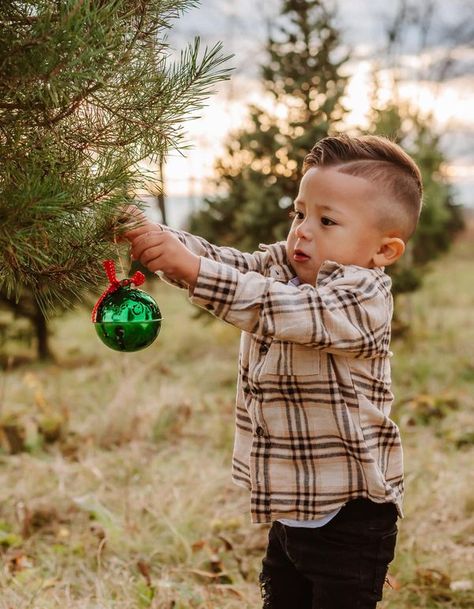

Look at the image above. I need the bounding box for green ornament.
[92,260,162,352]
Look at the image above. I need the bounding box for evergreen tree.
[188,0,348,250]
[0,0,230,358]
[367,0,466,303]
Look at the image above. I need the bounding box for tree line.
[1,0,470,360]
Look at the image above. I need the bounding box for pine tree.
[188,0,348,250]
[0,0,230,358]
[368,0,466,306]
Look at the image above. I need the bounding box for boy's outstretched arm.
[123,220,392,358]
[120,205,271,277]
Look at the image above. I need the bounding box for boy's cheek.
[285,235,295,258]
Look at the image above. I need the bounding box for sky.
[158,0,474,209]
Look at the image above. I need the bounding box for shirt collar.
[287,261,389,289]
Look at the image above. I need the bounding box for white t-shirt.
[278,506,342,528]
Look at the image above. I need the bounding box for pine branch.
[0,0,231,312]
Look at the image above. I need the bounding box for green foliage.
[188,0,348,250]
[0,520,22,549]
[398,392,459,427]
[0,0,231,313]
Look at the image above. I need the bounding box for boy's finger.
[122,223,152,241]
[115,205,151,236]
[139,245,164,265]
[124,204,142,216]
[122,219,164,241]
[120,204,146,222]
[123,218,163,240]
[115,205,144,228]
[131,231,165,258]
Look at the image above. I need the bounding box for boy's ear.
[372,237,405,268]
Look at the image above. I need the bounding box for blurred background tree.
[188,0,466,315]
[368,0,467,302]
[0,0,230,359]
[188,0,349,250]
[369,102,464,300]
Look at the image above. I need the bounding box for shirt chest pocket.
[259,341,321,377]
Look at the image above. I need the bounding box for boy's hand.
[116,205,155,241]
[128,229,201,288]
[118,205,200,287]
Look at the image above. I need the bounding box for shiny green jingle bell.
[92,260,162,352]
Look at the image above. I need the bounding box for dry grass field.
[0,221,473,608]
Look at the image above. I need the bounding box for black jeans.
[259,499,398,609]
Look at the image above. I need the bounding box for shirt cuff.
[189,257,239,318]
[155,270,189,291]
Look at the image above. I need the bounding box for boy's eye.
[321,216,336,226]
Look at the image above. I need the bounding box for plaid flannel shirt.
[161,227,404,524]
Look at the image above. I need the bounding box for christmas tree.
[0,0,231,357]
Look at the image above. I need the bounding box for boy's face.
[286,167,387,286]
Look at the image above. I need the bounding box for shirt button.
[256,426,265,437]
[260,344,269,354]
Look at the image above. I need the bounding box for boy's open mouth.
[293,249,310,262]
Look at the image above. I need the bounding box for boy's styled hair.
[303,135,423,241]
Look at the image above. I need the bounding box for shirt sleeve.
[190,257,392,358]
[163,225,270,271]
[155,225,272,289]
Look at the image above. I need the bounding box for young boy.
[123,135,423,609]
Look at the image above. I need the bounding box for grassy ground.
[0,227,473,608]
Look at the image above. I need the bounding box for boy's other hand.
[129,230,200,288]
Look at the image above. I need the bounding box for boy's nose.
[295,222,312,240]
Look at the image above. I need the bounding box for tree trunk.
[34,303,53,361]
